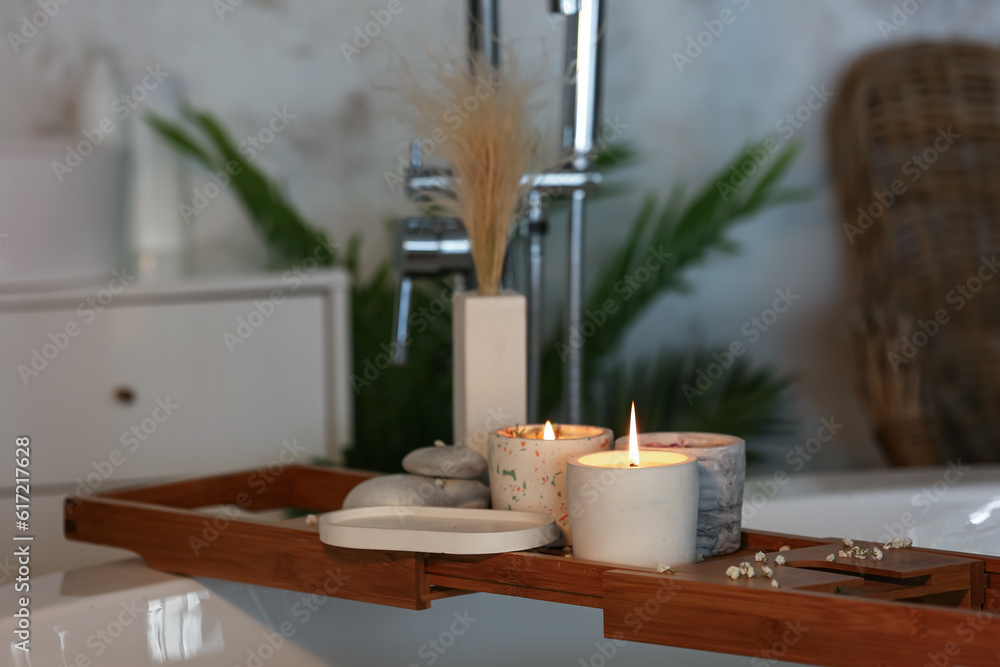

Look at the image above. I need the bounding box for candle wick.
[629,462,639,468]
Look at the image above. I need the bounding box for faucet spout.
[554,0,606,423]
[561,0,605,169]
[468,0,501,69]
[391,217,474,366]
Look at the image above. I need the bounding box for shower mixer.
[391,0,606,424]
[391,215,474,366]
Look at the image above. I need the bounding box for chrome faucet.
[391,215,474,365]
[554,0,606,423]
[391,0,606,424]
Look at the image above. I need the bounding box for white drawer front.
[1,295,326,490]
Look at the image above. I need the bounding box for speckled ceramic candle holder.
[615,432,745,558]
[488,424,612,544]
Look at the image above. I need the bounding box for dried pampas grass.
[401,53,542,296]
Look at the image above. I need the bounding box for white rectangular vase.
[453,291,526,458]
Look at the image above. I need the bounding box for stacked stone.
[342,441,490,510]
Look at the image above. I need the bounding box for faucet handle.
[410,139,422,170]
[392,276,413,365]
[550,0,581,14]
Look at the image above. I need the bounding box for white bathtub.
[4,465,999,667]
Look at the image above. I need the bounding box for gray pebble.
[342,474,490,510]
[438,478,490,508]
[402,445,487,480]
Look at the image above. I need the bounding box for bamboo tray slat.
[64,465,1000,666]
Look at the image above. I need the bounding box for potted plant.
[403,55,542,456]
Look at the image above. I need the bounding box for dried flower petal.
[838,550,849,559]
[826,553,836,562]
[305,514,318,526]
[779,545,791,552]
[657,564,674,573]
[873,548,883,561]
[842,537,854,548]
[891,537,903,549]
[903,537,913,548]
[771,579,780,589]
[775,555,786,566]
[726,566,740,580]
[761,566,774,578]
[848,546,869,560]
[755,551,767,563]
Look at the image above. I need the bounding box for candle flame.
[628,402,640,467]
[543,420,556,440]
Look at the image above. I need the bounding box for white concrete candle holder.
[567,450,699,569]
[453,291,527,459]
[487,424,612,543]
[615,432,745,558]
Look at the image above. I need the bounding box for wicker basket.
[828,41,1000,465]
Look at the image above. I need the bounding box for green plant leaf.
[145,112,215,166]
[540,138,807,445]
[146,106,335,269]
[150,106,803,467]
[595,349,792,454]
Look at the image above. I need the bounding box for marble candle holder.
[615,432,745,557]
[487,424,612,543]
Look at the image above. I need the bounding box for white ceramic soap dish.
[319,506,559,554]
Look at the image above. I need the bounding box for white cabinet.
[0,270,352,577]
[0,270,352,491]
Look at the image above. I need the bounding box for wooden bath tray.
[64,465,1000,666]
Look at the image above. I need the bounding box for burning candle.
[488,421,612,543]
[566,404,699,569]
[614,431,745,558]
